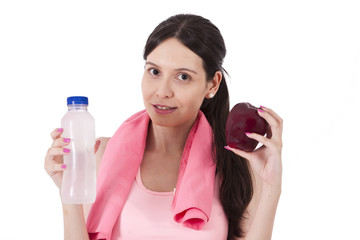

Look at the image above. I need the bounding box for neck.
[146,115,198,156]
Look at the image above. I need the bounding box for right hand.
[44,128,71,189]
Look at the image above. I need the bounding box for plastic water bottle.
[60,96,96,204]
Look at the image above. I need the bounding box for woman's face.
[141,38,217,129]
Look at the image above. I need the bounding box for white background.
[0,0,359,239]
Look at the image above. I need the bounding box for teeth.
[156,105,174,110]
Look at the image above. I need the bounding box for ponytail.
[143,14,254,239]
[201,74,254,239]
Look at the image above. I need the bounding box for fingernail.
[258,108,264,112]
[61,164,67,169]
[260,105,266,109]
[63,138,70,143]
[224,146,231,151]
[245,132,251,135]
[63,148,70,153]
[57,128,63,132]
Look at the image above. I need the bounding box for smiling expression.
[141,38,215,129]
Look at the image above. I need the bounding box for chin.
[148,113,179,128]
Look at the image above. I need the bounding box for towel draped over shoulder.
[86,110,217,239]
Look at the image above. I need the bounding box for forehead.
[146,38,204,71]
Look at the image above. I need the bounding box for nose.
[156,77,174,98]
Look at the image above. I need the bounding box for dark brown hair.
[143,14,253,239]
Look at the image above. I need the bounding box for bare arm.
[62,203,90,240]
[246,185,280,239]
[62,137,110,240]
[226,106,283,240]
[45,128,111,240]
[82,137,110,220]
[238,184,281,240]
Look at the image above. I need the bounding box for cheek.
[141,78,146,96]
[141,77,151,98]
[179,87,206,109]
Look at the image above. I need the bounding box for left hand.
[225,106,283,188]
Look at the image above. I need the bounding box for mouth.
[153,104,177,110]
[152,104,177,114]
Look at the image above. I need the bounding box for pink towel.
[86,110,216,239]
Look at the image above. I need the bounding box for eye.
[177,73,190,81]
[149,68,159,76]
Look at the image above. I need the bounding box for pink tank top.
[111,168,229,239]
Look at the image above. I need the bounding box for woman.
[44,14,283,240]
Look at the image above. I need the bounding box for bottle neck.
[67,104,88,111]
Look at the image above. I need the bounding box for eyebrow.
[145,61,198,74]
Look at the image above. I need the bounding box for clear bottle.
[61,96,96,204]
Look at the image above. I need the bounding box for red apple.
[226,102,269,152]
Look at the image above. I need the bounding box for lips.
[152,104,177,114]
[153,104,177,110]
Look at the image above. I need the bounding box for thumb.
[224,146,253,161]
[94,140,100,154]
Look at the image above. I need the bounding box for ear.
[206,71,222,99]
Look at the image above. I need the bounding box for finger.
[224,145,253,161]
[45,147,70,162]
[257,109,279,129]
[257,109,282,140]
[94,139,100,154]
[260,106,283,126]
[245,132,271,147]
[266,125,272,139]
[45,162,67,176]
[51,137,71,148]
[51,128,64,141]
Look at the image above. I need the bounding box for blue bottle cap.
[67,96,88,105]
